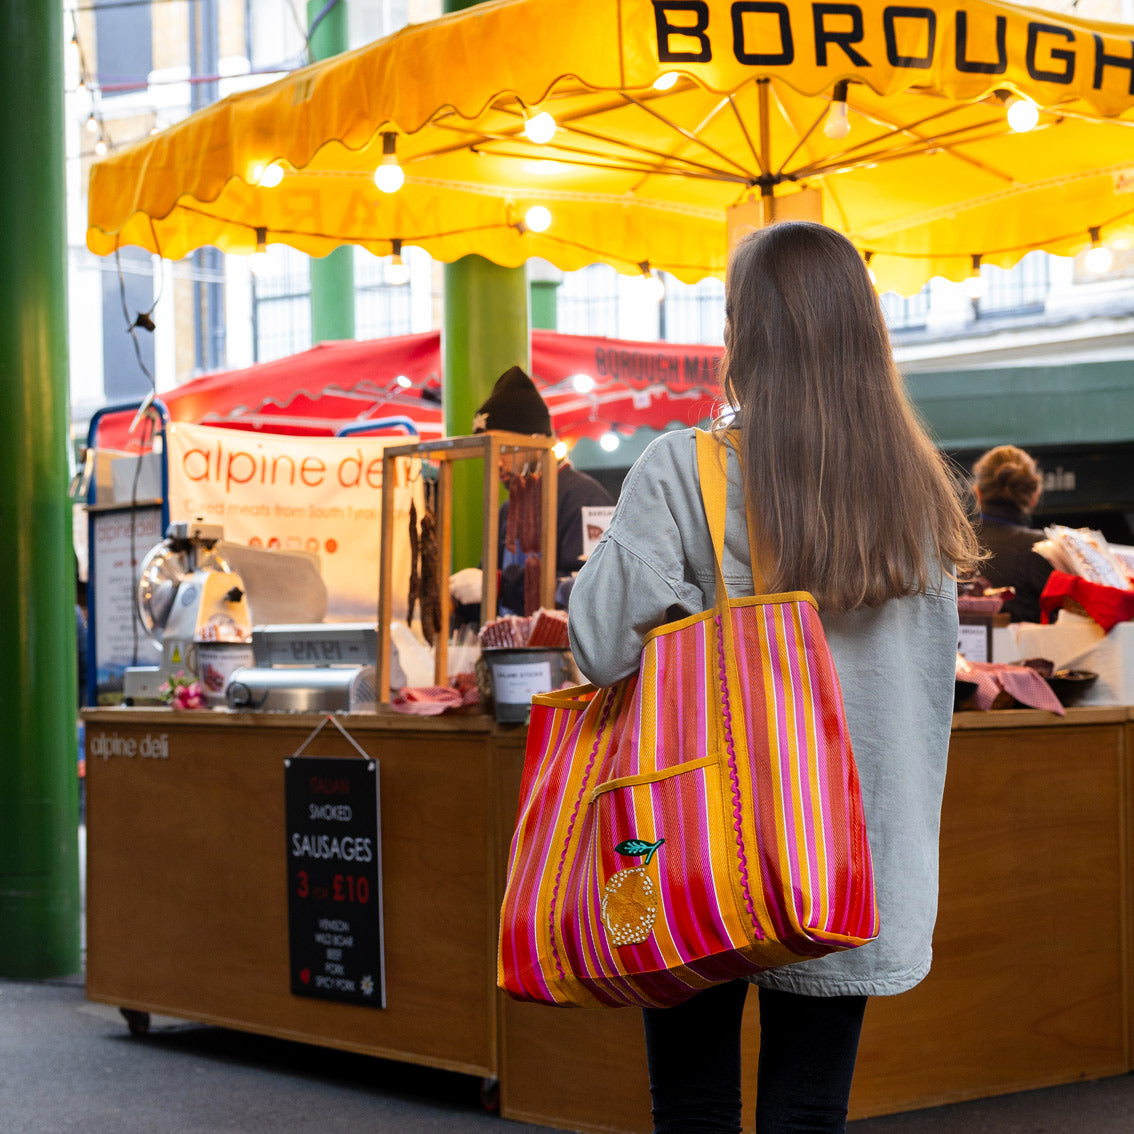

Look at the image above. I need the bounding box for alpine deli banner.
[166,422,420,621]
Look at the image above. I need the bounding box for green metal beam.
[307,0,355,344]
[443,256,531,570]
[440,0,532,574]
[905,361,1134,452]
[0,0,81,975]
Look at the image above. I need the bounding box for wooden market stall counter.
[81,707,528,1089]
[83,705,1133,1131]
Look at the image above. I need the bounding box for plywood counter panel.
[497,710,1131,1132]
[84,710,515,1077]
[84,707,1132,1132]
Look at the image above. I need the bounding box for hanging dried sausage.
[407,497,420,627]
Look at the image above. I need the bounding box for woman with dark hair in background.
[972,445,1054,623]
[568,221,980,1133]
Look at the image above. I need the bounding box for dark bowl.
[954,677,980,709]
[1044,669,1099,707]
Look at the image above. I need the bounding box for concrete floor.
[3,820,1128,1133]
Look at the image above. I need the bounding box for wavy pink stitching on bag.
[548,690,616,979]
[716,613,763,939]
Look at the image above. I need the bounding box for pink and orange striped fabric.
[498,431,878,1008]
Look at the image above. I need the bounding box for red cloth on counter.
[957,661,1065,715]
[391,677,480,715]
[1039,571,1134,633]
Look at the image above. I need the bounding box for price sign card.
[284,756,385,1007]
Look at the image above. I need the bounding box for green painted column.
[0,0,81,975]
[443,257,530,570]
[307,0,354,343]
[444,0,531,573]
[530,280,559,331]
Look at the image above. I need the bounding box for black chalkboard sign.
[284,756,385,1007]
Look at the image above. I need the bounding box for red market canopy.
[92,330,723,451]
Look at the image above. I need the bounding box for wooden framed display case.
[376,433,558,699]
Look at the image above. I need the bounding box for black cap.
[472,366,552,436]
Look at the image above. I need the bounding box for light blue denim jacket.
[568,429,958,996]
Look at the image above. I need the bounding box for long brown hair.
[718,221,980,611]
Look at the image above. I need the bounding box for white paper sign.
[165,423,421,622]
[492,661,552,703]
[91,506,163,701]
[958,622,990,663]
[581,505,615,558]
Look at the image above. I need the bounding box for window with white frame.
[661,275,725,343]
[251,246,311,362]
[557,264,623,337]
[977,251,1051,316]
[354,248,416,339]
[881,288,932,332]
[247,0,308,70]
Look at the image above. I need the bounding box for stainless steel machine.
[124,520,251,704]
[225,623,405,712]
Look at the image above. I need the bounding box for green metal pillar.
[530,280,559,331]
[443,256,531,572]
[443,0,531,573]
[0,0,81,975]
[307,0,355,343]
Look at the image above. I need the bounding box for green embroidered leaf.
[615,837,665,865]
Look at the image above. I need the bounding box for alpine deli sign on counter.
[285,756,385,1007]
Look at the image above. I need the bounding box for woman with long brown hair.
[568,221,979,1133]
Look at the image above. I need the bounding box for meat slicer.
[123,520,251,704]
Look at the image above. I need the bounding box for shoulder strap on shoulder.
[694,429,767,598]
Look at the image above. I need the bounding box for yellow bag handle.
[694,429,767,602]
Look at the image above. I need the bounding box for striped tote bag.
[497,429,878,1009]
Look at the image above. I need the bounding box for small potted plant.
[159,670,204,710]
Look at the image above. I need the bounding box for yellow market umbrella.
[87,0,1134,294]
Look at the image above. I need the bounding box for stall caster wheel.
[479,1076,500,1112]
[119,1008,151,1036]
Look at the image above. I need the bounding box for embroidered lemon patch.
[602,838,664,947]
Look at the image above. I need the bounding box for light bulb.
[94,139,107,156]
[1086,242,1113,274]
[374,132,404,193]
[552,441,568,461]
[524,205,552,232]
[258,162,284,188]
[524,111,557,144]
[824,100,850,140]
[1006,96,1039,133]
[374,162,404,194]
[385,256,410,285]
[653,72,679,91]
[571,373,596,393]
[386,239,410,285]
[85,114,98,134]
[961,273,985,299]
[642,272,665,303]
[395,374,413,388]
[824,81,851,140]
[249,226,269,273]
[599,431,621,453]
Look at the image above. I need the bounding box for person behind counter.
[972,444,1055,623]
[568,221,980,1134]
[465,365,615,615]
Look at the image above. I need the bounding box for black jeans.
[642,980,867,1134]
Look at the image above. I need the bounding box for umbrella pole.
[0,0,82,976]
